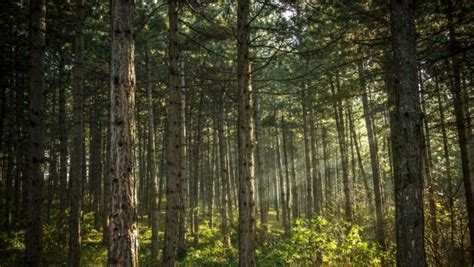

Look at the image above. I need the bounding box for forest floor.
[1,209,389,266]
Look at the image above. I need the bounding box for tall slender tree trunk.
[163,0,183,265]
[191,92,203,245]
[90,93,103,230]
[419,71,440,264]
[348,106,373,212]
[69,0,85,264]
[289,128,299,219]
[237,0,256,264]
[58,50,68,229]
[253,86,269,228]
[278,116,290,235]
[358,60,385,248]
[26,0,46,265]
[330,73,352,222]
[445,1,474,263]
[322,127,331,213]
[145,44,160,265]
[435,74,455,249]
[301,88,313,218]
[389,0,427,265]
[177,59,187,259]
[108,0,139,265]
[218,91,231,246]
[309,104,322,216]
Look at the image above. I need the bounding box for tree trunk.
[435,74,455,249]
[191,92,203,245]
[301,88,314,218]
[358,60,385,248]
[279,116,290,235]
[177,59,187,259]
[58,49,68,230]
[253,86,269,229]
[309,100,322,216]
[163,0,183,265]
[26,0,46,265]
[445,1,474,263]
[389,0,427,265]
[237,0,256,264]
[330,73,352,222]
[108,0,139,265]
[145,44,159,265]
[218,91,231,246]
[419,71,439,264]
[322,127,332,213]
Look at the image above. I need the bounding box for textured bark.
[90,94,103,230]
[301,88,313,218]
[389,0,427,265]
[190,92,203,245]
[237,0,256,264]
[177,60,187,259]
[358,60,385,248]
[278,117,290,235]
[163,0,183,265]
[69,0,84,264]
[108,0,139,265]
[26,0,46,265]
[218,91,230,246]
[145,45,159,265]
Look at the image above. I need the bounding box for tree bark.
[218,91,231,246]
[163,0,183,265]
[69,1,84,264]
[389,0,427,265]
[145,44,159,265]
[177,59,187,259]
[301,88,314,218]
[108,0,139,265]
[57,50,68,229]
[237,0,256,264]
[26,0,46,265]
[279,116,290,235]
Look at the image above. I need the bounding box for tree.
[389,0,427,265]
[358,60,385,248]
[237,0,257,265]
[108,0,139,265]
[68,0,84,265]
[26,0,46,265]
[145,43,159,265]
[163,0,183,265]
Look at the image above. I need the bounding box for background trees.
[0,1,472,266]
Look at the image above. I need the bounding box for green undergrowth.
[1,211,392,266]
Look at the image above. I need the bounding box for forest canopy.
[0,0,473,266]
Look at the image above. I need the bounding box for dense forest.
[0,0,473,266]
